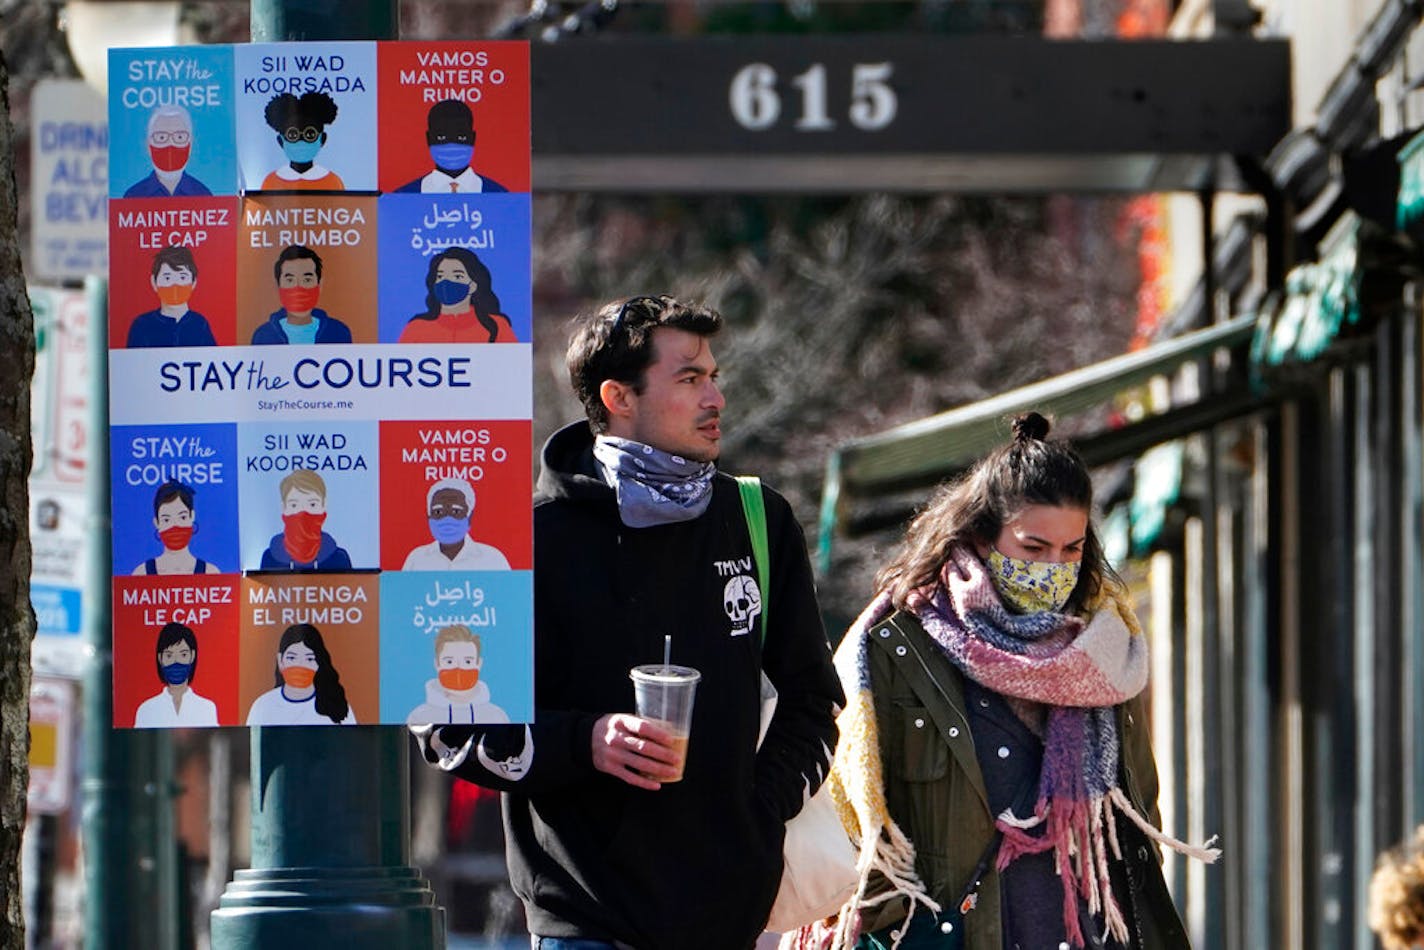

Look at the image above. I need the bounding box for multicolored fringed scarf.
[783,545,1220,950]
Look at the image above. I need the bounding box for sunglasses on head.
[609,295,662,339]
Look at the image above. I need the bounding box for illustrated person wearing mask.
[260,469,352,571]
[410,294,843,950]
[396,99,507,194]
[246,623,357,725]
[134,622,219,728]
[398,248,516,344]
[401,477,510,571]
[124,104,212,198]
[126,246,218,348]
[787,412,1219,950]
[259,91,345,191]
[132,480,221,576]
[407,625,509,725]
[251,245,353,345]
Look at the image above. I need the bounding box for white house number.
[728,62,898,132]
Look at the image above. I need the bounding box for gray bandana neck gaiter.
[592,435,716,528]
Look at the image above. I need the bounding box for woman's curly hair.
[1371,826,1424,950]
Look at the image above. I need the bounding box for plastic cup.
[629,664,701,782]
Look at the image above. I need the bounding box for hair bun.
[1011,411,1051,442]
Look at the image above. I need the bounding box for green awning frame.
[817,313,1257,570]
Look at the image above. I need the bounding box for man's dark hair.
[566,294,723,433]
[273,244,323,283]
[150,245,197,281]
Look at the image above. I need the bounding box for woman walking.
[797,413,1218,950]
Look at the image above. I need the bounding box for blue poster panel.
[378,570,533,725]
[110,423,240,579]
[234,42,379,193]
[236,420,380,571]
[108,46,237,198]
[376,193,530,342]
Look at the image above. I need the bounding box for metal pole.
[210,4,443,946]
[249,0,399,42]
[80,276,181,949]
[1195,183,1227,950]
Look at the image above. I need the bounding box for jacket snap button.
[997,746,1010,759]
[949,727,959,737]
[913,718,925,728]
[940,922,954,934]
[1138,846,1149,862]
[979,698,990,708]
[879,628,892,638]
[895,645,907,656]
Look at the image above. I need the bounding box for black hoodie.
[416,421,843,949]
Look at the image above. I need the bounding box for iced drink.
[630,664,700,783]
[662,734,691,782]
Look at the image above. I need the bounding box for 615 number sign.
[729,62,897,132]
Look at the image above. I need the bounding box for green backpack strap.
[735,475,770,647]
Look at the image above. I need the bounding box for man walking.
[415,294,843,949]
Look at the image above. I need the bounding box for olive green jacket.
[861,611,1191,950]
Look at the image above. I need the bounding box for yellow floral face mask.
[985,548,1081,614]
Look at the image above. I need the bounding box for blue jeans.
[531,939,619,950]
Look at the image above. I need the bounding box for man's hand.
[591,713,683,790]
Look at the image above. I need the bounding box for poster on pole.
[107,40,532,728]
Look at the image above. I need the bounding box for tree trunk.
[0,47,37,950]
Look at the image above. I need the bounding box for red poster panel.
[113,575,241,727]
[377,42,530,194]
[378,419,532,571]
[109,197,239,347]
